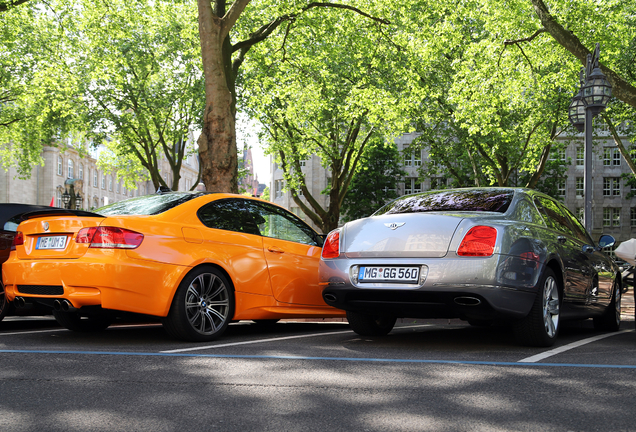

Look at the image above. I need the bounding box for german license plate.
[36,235,68,250]
[358,266,420,283]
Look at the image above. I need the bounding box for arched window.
[57,156,63,176]
[68,159,74,179]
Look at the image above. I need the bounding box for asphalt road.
[1,313,635,432]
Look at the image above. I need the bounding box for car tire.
[346,311,396,337]
[52,309,113,332]
[163,267,235,342]
[0,282,9,323]
[593,280,621,332]
[513,268,560,347]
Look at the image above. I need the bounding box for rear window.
[97,192,205,216]
[374,189,514,216]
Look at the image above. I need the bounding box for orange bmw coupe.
[2,192,345,340]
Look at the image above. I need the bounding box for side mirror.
[597,234,616,250]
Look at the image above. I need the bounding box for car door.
[558,203,614,310]
[534,196,591,310]
[243,200,325,306]
[197,198,272,297]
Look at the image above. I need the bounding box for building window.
[557,179,566,197]
[56,190,61,207]
[109,176,113,191]
[603,148,621,166]
[79,163,84,180]
[603,208,621,227]
[93,170,97,187]
[430,177,448,191]
[299,160,306,167]
[404,178,422,195]
[575,177,583,198]
[603,177,621,196]
[576,147,584,166]
[631,207,636,227]
[403,148,422,167]
[550,148,566,161]
[94,197,99,208]
[57,156,63,175]
[274,179,284,198]
[67,159,74,179]
[116,181,120,194]
[101,173,106,189]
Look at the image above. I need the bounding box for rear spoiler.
[18,209,104,222]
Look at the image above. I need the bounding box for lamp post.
[75,192,82,210]
[61,190,71,209]
[568,43,612,233]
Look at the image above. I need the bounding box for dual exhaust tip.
[53,299,77,312]
[13,297,77,311]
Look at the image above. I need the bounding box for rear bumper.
[321,285,536,320]
[3,255,188,317]
[319,254,541,320]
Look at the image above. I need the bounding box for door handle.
[557,236,566,244]
[267,246,284,254]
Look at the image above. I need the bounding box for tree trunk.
[196,0,247,193]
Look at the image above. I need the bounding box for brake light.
[322,230,340,259]
[76,227,143,249]
[11,231,24,250]
[457,226,497,257]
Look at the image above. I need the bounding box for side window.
[244,201,318,246]
[559,203,593,244]
[512,198,545,225]
[197,199,260,235]
[534,196,575,237]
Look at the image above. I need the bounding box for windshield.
[97,192,205,216]
[374,189,514,216]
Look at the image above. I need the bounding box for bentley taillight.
[76,227,143,249]
[321,230,340,259]
[457,226,497,257]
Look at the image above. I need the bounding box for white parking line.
[161,330,354,353]
[518,329,634,363]
[0,329,64,336]
[161,324,434,354]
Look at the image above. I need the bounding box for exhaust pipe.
[61,300,77,312]
[53,299,62,311]
[323,293,338,303]
[14,296,26,309]
[454,296,481,306]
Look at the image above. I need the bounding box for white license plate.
[358,266,420,283]
[36,235,68,250]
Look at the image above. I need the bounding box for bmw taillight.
[76,227,143,249]
[11,231,24,250]
[457,226,497,257]
[322,230,340,259]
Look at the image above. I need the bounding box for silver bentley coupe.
[319,188,621,346]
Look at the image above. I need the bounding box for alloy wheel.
[185,272,230,335]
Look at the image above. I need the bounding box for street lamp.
[568,43,612,233]
[61,190,71,209]
[75,192,82,210]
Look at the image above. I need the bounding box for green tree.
[194,0,389,194]
[68,0,204,191]
[243,4,409,232]
[341,141,405,222]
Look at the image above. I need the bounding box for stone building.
[0,144,201,209]
[270,128,636,243]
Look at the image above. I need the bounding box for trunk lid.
[343,213,465,258]
[16,215,104,259]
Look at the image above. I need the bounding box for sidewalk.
[622,286,635,321]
